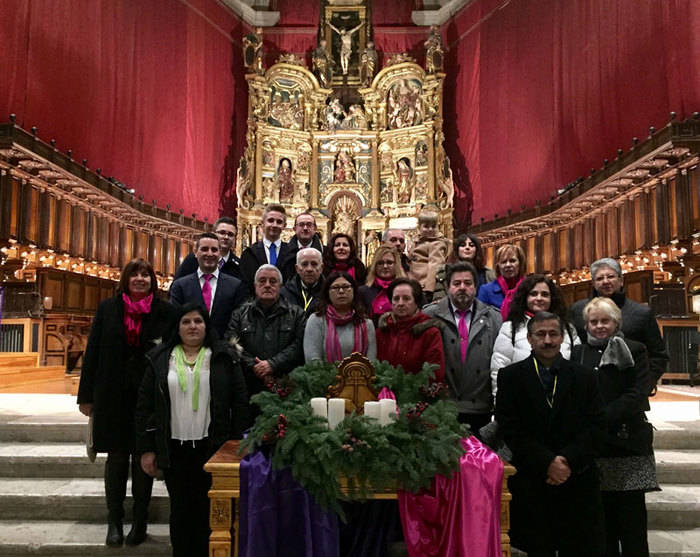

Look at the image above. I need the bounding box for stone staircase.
[0,396,697,555]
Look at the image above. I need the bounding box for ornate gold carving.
[243,28,264,75]
[386,53,416,66]
[276,53,306,67]
[327,352,379,415]
[210,497,231,527]
[424,25,444,74]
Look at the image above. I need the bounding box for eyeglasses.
[330,285,352,292]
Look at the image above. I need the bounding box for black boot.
[125,521,147,546]
[106,521,124,546]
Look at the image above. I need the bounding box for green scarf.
[173,344,206,411]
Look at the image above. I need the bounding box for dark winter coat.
[134,341,249,470]
[280,275,323,318]
[77,295,175,453]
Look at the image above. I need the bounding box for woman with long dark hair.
[304,271,376,363]
[77,259,174,547]
[434,233,495,301]
[323,233,367,284]
[136,303,249,556]
[490,274,579,397]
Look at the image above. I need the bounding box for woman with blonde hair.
[359,245,406,324]
[477,243,526,319]
[572,297,658,556]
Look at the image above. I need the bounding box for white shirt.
[197,268,219,313]
[168,348,212,441]
[263,238,282,264]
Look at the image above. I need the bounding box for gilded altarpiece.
[236,24,454,261]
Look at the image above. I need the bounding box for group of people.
[77,201,669,557]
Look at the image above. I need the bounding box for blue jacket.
[477,279,505,310]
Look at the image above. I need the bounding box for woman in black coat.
[77,258,174,547]
[136,303,249,557]
[572,297,658,557]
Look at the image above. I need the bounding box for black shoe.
[125,521,147,546]
[105,521,124,547]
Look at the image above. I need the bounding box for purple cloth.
[239,450,340,557]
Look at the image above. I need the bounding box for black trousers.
[104,450,154,524]
[457,412,492,439]
[164,439,211,557]
[602,490,649,557]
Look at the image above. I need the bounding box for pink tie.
[457,309,469,364]
[202,274,213,311]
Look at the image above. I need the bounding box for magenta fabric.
[398,436,504,557]
[201,274,213,312]
[496,276,523,321]
[370,278,393,318]
[324,306,368,363]
[456,309,470,364]
[121,292,153,346]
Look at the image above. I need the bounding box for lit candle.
[310,397,328,421]
[364,401,380,421]
[378,398,397,426]
[328,398,346,430]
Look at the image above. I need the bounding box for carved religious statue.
[387,79,423,129]
[329,21,365,75]
[312,39,334,88]
[334,149,356,183]
[277,158,295,203]
[324,98,347,131]
[393,158,414,204]
[424,25,444,74]
[332,195,358,236]
[243,27,264,74]
[360,41,378,87]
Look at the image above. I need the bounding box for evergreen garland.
[240,360,468,515]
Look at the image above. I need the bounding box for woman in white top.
[490,274,579,397]
[136,303,249,557]
[304,272,376,363]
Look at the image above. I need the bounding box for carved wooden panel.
[655,181,670,246]
[675,171,693,239]
[65,276,83,310]
[691,169,700,232]
[44,273,64,308]
[327,352,379,415]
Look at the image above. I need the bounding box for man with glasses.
[280,211,324,282]
[496,311,605,556]
[174,217,241,281]
[569,257,668,386]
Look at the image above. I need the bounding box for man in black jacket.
[226,265,306,404]
[496,312,605,556]
[569,257,668,386]
[173,216,241,281]
[280,247,324,317]
[239,204,293,295]
[279,211,324,280]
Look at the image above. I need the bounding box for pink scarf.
[332,262,355,279]
[370,277,393,317]
[122,292,153,346]
[497,275,523,320]
[324,306,368,363]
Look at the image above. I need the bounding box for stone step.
[655,450,700,484]
[0,520,171,555]
[0,478,170,522]
[0,443,105,478]
[649,529,700,556]
[647,485,700,530]
[655,427,700,450]
[0,421,87,443]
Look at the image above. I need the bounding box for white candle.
[364,401,380,421]
[310,397,328,421]
[378,398,397,426]
[328,398,346,430]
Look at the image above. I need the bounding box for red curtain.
[443,0,700,229]
[0,0,248,223]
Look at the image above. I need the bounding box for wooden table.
[205,440,516,557]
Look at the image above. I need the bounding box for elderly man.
[226,264,306,403]
[280,211,324,281]
[496,311,605,556]
[240,204,293,294]
[281,247,324,317]
[423,261,502,432]
[169,232,246,339]
[174,216,241,280]
[383,228,410,273]
[570,257,668,385]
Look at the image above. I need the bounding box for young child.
[409,207,450,301]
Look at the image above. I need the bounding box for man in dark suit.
[169,232,246,339]
[496,311,605,556]
[173,216,241,281]
[279,211,324,281]
[239,203,293,295]
[569,257,668,386]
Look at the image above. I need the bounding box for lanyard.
[533,358,557,408]
[301,288,313,312]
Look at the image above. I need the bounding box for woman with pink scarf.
[322,233,367,285]
[359,245,406,325]
[78,259,174,547]
[303,272,376,364]
[477,243,526,319]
